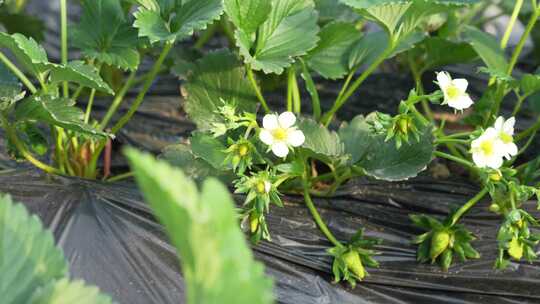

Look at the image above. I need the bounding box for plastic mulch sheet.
[1,169,539,304]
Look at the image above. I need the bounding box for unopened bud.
[430,230,451,260]
[238,144,249,157]
[250,212,259,234]
[508,237,523,260]
[343,250,365,279]
[489,203,500,213]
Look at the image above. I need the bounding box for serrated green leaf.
[298,117,344,160]
[182,50,257,131]
[340,114,434,181]
[49,61,114,95]
[339,0,408,9]
[190,131,229,170]
[160,143,225,181]
[520,73,540,96]
[348,31,389,69]
[133,0,224,44]
[237,0,320,74]
[464,26,508,74]
[126,149,274,304]
[0,61,24,111]
[306,21,361,79]
[315,0,358,22]
[72,0,140,71]
[29,279,112,304]
[0,32,49,77]
[224,0,271,35]
[15,96,108,138]
[0,195,68,304]
[417,37,476,73]
[356,2,412,34]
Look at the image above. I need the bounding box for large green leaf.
[417,37,476,73]
[0,61,24,111]
[133,0,224,44]
[0,32,49,77]
[160,143,225,181]
[306,21,361,79]
[0,195,67,304]
[315,0,357,22]
[358,2,412,34]
[190,131,229,170]
[182,50,257,131]
[29,279,113,304]
[236,0,320,74]
[224,0,271,35]
[126,149,275,304]
[72,0,140,71]
[464,26,508,74]
[298,117,344,161]
[339,114,434,181]
[49,61,114,95]
[15,96,108,138]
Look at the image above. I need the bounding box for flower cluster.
[471,117,518,169]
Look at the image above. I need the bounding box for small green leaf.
[182,50,257,131]
[0,195,68,304]
[29,279,112,304]
[417,37,476,73]
[520,73,540,96]
[306,21,361,79]
[353,1,412,34]
[236,0,320,74]
[160,143,222,181]
[298,117,344,160]
[72,0,140,71]
[0,32,49,77]
[224,0,271,35]
[125,149,275,304]
[190,132,229,170]
[464,26,508,74]
[15,96,108,138]
[49,61,114,95]
[0,61,25,111]
[133,0,224,44]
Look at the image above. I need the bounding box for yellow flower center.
[446,85,460,99]
[272,128,288,141]
[500,132,513,144]
[480,140,494,156]
[238,144,249,156]
[256,181,267,194]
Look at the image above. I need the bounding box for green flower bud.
[238,144,249,157]
[343,250,365,279]
[489,172,502,182]
[398,116,410,134]
[508,237,523,260]
[489,203,500,213]
[249,212,259,234]
[430,230,451,261]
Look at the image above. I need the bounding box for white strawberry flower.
[493,116,518,160]
[436,71,474,111]
[259,112,305,158]
[471,128,506,169]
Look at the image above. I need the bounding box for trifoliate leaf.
[15,95,108,138]
[48,61,114,95]
[29,279,112,304]
[0,61,24,111]
[224,0,271,35]
[306,21,361,79]
[339,114,434,181]
[298,117,345,160]
[182,50,257,131]
[0,32,50,77]
[72,0,140,71]
[125,149,274,304]
[236,0,320,74]
[464,26,508,74]
[133,0,224,44]
[0,195,68,304]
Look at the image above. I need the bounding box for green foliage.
[315,0,357,22]
[0,32,49,77]
[15,96,108,138]
[190,131,229,170]
[133,0,224,44]
[126,149,275,304]
[182,50,258,131]
[306,21,361,79]
[160,143,222,181]
[297,117,345,161]
[413,37,476,73]
[0,61,24,111]
[0,195,112,304]
[49,61,114,95]
[234,0,320,74]
[224,0,271,35]
[72,0,140,71]
[0,11,45,41]
[463,26,509,74]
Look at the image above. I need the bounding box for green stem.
[290,67,301,114]
[60,0,69,98]
[511,93,527,117]
[1,114,61,174]
[408,52,433,121]
[299,59,321,120]
[246,67,270,113]
[194,22,217,50]
[287,69,293,112]
[435,138,470,145]
[0,51,37,93]
[84,89,96,124]
[516,116,540,141]
[72,85,84,101]
[111,42,173,134]
[449,188,489,226]
[434,151,475,169]
[303,183,343,248]
[501,0,524,49]
[99,69,137,130]
[322,41,394,126]
[507,7,540,75]
[106,171,134,183]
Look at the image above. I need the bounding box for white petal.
[452,78,469,92]
[483,127,499,139]
[448,95,473,110]
[486,155,503,169]
[263,114,279,130]
[472,152,487,168]
[259,129,274,145]
[505,143,518,158]
[436,71,452,89]
[278,112,296,129]
[503,117,515,135]
[264,181,272,194]
[494,116,504,131]
[271,142,289,158]
[286,129,305,147]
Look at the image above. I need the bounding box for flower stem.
[435,138,470,145]
[434,151,475,169]
[516,116,540,141]
[106,171,134,183]
[507,7,540,75]
[99,69,137,130]
[500,0,524,49]
[247,67,270,113]
[449,188,489,226]
[60,0,69,98]
[0,51,37,93]
[303,183,343,248]
[84,89,96,124]
[111,42,173,134]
